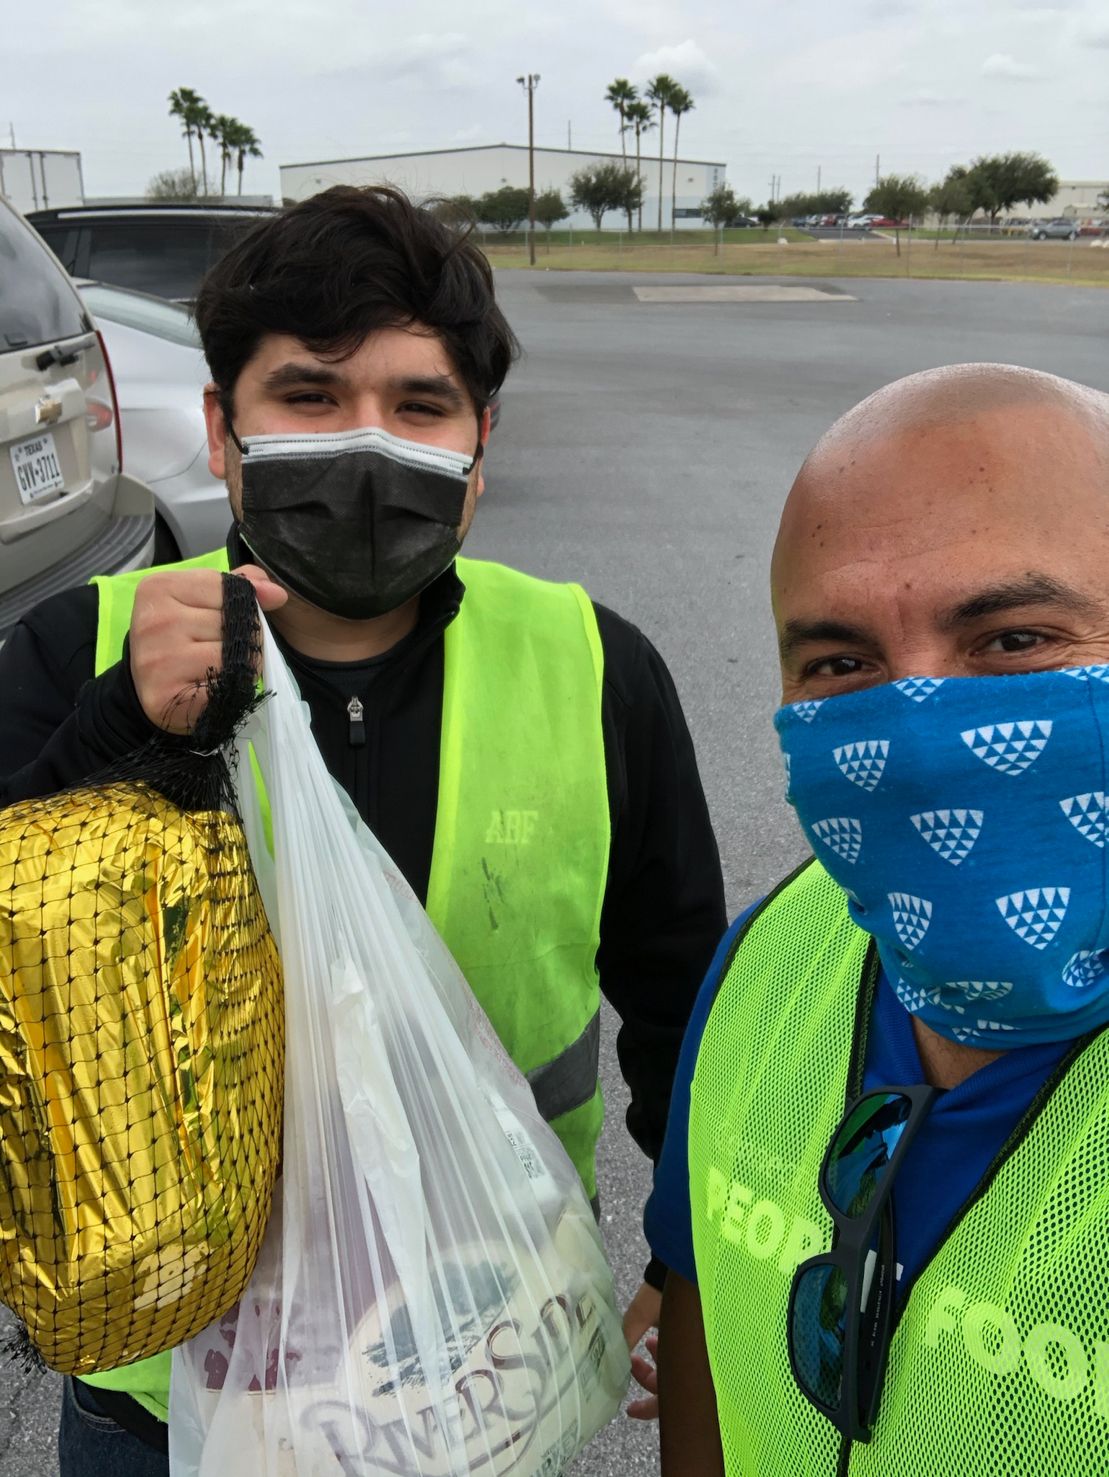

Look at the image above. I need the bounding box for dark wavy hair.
[194,185,518,421]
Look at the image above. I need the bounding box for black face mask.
[232,425,477,621]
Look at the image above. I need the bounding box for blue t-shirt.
[645,902,1072,1289]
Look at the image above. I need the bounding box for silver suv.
[0,198,153,643]
[1028,218,1079,241]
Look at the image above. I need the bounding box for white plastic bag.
[168,618,629,1476]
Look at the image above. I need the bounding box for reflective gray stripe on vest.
[526,1010,600,1124]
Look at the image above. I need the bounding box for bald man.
[647,364,1109,1477]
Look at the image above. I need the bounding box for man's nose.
[885,643,967,682]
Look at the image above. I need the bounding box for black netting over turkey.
[0,573,283,1374]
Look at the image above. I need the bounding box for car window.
[0,205,87,350]
[84,221,215,300]
[35,224,79,274]
[79,283,201,349]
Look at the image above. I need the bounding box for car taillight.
[95,329,124,472]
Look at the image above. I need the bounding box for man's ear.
[203,385,231,481]
[475,405,492,498]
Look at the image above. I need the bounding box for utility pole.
[875,153,880,188]
[567,120,572,150]
[516,73,540,267]
[817,164,822,193]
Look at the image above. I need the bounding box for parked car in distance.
[0,199,153,644]
[26,203,276,304]
[76,281,230,562]
[1078,219,1109,237]
[1027,218,1079,241]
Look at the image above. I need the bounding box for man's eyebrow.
[386,374,467,407]
[941,573,1102,627]
[778,619,875,660]
[261,361,345,391]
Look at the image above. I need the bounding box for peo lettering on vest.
[688,861,1109,1477]
[85,550,610,1425]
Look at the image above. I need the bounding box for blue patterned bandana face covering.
[775,667,1109,1048]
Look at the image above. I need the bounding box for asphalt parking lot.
[2,269,1108,1476]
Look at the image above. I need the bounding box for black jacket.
[0,552,726,1287]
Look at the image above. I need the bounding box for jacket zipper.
[347,695,366,746]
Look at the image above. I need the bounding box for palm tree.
[167,87,204,192]
[205,108,224,197]
[646,75,677,234]
[214,114,237,197]
[623,100,655,231]
[668,86,695,234]
[604,79,637,166]
[189,102,215,195]
[231,123,263,198]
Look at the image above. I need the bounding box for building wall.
[1039,180,1109,219]
[279,144,726,230]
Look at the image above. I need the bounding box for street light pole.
[516,73,540,267]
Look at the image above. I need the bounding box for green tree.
[668,84,695,234]
[1099,186,1109,210]
[476,185,531,233]
[569,163,643,229]
[213,114,237,197]
[864,173,929,254]
[928,167,973,245]
[778,189,853,220]
[700,184,742,253]
[646,74,678,232]
[701,184,740,228]
[605,79,638,166]
[167,87,205,191]
[228,121,263,198]
[147,166,204,202]
[533,187,569,245]
[964,152,1059,225]
[187,101,215,195]
[754,201,786,232]
[428,194,478,228]
[623,99,655,231]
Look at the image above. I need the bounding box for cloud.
[352,31,477,90]
[901,88,956,106]
[980,51,1043,77]
[1072,16,1109,44]
[631,40,719,94]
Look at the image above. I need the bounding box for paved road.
[3,270,1107,1476]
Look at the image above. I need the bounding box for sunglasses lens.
[824,1090,914,1218]
[791,1263,848,1409]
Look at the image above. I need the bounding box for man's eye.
[985,631,1045,653]
[286,392,334,405]
[805,655,866,678]
[400,401,444,416]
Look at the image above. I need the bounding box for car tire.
[153,513,181,566]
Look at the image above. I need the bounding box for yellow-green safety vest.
[689,859,1109,1477]
[82,549,610,1420]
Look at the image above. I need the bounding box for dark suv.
[26,203,275,304]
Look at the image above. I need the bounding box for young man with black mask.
[0,186,726,1474]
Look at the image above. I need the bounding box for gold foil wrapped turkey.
[0,576,283,1374]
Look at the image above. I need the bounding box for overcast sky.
[9,0,1108,206]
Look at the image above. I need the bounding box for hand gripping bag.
[169,616,629,1476]
[0,574,283,1374]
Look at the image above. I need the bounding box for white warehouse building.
[279,143,727,231]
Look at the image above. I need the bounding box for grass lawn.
[480,233,1109,287]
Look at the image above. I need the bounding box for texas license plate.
[11,431,64,504]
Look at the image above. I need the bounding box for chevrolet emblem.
[35,396,63,426]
